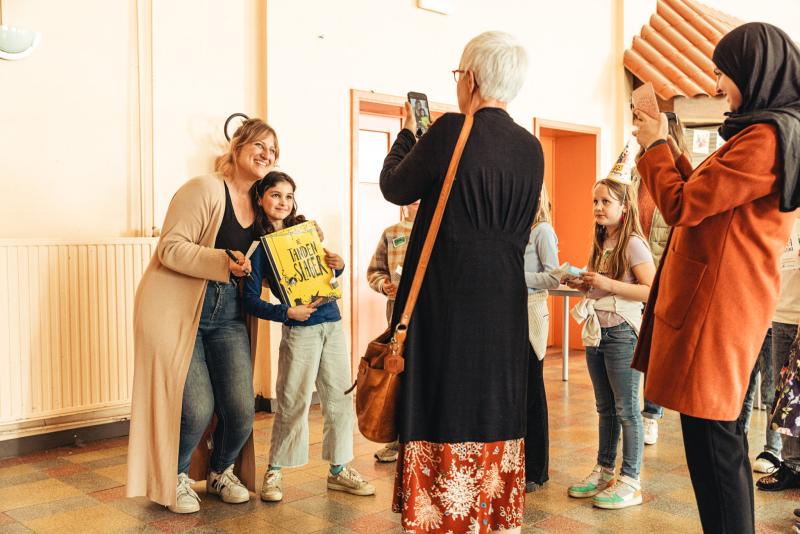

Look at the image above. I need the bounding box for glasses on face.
[452,69,465,83]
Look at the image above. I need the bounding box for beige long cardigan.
[126,173,258,506]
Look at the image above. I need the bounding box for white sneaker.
[753,451,781,474]
[260,469,283,502]
[327,466,376,496]
[643,418,659,445]
[167,473,200,514]
[207,464,250,504]
[592,474,643,509]
[568,465,615,498]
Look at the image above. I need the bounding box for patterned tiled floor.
[1,350,797,533]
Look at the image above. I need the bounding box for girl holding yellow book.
[242,171,375,503]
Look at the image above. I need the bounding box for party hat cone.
[605,137,640,184]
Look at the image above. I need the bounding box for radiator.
[0,238,158,439]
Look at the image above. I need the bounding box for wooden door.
[352,114,403,371]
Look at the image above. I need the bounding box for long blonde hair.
[215,118,280,178]
[588,179,646,281]
[533,185,552,226]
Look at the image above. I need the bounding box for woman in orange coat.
[633,22,800,534]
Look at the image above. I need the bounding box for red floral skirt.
[392,439,526,533]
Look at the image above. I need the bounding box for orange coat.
[633,124,794,421]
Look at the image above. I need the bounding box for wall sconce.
[0,0,40,60]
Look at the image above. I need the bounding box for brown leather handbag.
[351,114,474,443]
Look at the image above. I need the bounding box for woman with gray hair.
[380,31,543,533]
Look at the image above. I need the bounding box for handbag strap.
[393,114,474,342]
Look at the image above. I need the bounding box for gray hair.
[459,31,527,102]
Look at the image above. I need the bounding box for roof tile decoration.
[624,0,743,100]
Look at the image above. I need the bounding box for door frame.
[532,118,601,351]
[349,89,456,377]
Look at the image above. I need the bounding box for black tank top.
[214,182,255,254]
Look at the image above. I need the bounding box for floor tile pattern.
[0,350,795,533]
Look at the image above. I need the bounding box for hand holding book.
[324,248,344,270]
[287,298,322,321]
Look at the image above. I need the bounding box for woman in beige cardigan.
[126,119,278,513]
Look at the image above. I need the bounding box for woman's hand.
[314,221,325,242]
[632,110,668,150]
[324,249,344,270]
[580,272,613,292]
[227,250,252,278]
[287,301,319,321]
[402,102,418,136]
[563,276,589,293]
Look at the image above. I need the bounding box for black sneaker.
[525,481,542,493]
[756,463,800,492]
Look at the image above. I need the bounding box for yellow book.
[259,221,342,306]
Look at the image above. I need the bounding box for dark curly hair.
[251,171,307,236]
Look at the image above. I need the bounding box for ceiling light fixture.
[0,0,40,60]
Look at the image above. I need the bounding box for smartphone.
[407,92,431,137]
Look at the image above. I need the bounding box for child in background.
[365,201,418,463]
[242,171,375,502]
[523,186,560,492]
[367,202,419,323]
[566,178,655,509]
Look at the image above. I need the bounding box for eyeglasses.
[452,69,465,82]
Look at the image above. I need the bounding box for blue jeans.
[177,281,254,474]
[738,329,781,457]
[586,323,644,479]
[643,388,664,420]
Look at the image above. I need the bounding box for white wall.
[265,0,627,264]
[151,0,267,229]
[0,0,137,239]
[0,0,266,239]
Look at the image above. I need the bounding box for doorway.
[349,90,456,377]
[533,119,601,350]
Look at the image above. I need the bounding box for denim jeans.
[643,390,664,420]
[269,321,354,467]
[177,281,254,474]
[772,322,800,468]
[738,329,781,457]
[585,322,644,479]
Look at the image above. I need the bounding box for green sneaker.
[568,464,615,498]
[592,474,642,509]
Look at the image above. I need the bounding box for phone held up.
[407,91,431,138]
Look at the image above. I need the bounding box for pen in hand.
[224,249,253,280]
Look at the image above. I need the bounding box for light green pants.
[269,321,355,467]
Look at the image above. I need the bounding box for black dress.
[380,108,544,443]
